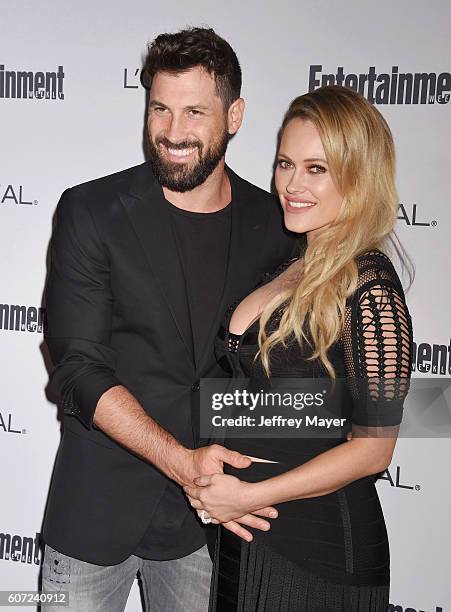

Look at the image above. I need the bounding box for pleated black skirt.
[209,527,389,612]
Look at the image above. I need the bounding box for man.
[41,27,294,611]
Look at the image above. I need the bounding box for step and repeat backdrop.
[1,1,450,610]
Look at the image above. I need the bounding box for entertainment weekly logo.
[309,65,451,105]
[0,183,38,206]
[412,339,451,376]
[0,303,46,333]
[0,530,41,565]
[0,64,65,100]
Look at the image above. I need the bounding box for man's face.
[147,66,231,192]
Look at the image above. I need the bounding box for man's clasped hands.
[177,444,278,542]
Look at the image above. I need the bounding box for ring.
[200,510,212,525]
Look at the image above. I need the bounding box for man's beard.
[147,128,230,193]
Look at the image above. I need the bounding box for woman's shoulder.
[355,247,394,269]
[353,248,403,292]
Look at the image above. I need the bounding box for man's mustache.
[156,137,203,153]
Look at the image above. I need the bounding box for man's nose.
[165,114,187,144]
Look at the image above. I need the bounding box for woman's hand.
[183,473,276,524]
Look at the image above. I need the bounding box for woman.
[185,85,413,611]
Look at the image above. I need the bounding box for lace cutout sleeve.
[343,252,413,429]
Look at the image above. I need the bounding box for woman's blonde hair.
[259,85,412,377]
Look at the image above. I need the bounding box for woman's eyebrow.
[277,153,328,164]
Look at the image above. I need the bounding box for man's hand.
[168,444,252,487]
[221,513,274,542]
[93,388,277,540]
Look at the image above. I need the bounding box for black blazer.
[42,161,295,565]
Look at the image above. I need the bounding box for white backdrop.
[1,1,450,610]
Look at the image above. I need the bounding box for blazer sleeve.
[45,187,122,429]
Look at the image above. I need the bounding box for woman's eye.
[309,164,326,174]
[277,159,292,169]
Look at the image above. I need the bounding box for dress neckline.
[225,256,299,350]
[228,317,260,339]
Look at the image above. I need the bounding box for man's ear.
[227,98,245,135]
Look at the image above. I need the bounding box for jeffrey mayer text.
[212,415,346,428]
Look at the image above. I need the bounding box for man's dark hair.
[142,27,242,110]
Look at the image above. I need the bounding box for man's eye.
[189,109,203,116]
[152,106,167,113]
[277,159,292,169]
[309,164,326,174]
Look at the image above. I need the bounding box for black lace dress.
[209,250,413,612]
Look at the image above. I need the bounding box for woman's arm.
[184,430,395,523]
[251,430,396,504]
[186,269,412,523]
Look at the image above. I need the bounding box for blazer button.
[191,381,200,392]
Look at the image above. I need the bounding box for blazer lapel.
[119,164,194,363]
[196,166,267,375]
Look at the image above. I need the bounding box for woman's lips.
[285,198,317,213]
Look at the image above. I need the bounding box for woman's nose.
[286,172,308,194]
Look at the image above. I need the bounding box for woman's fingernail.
[269,511,277,518]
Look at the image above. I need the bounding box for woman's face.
[275,118,343,242]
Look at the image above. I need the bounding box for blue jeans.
[41,544,212,612]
